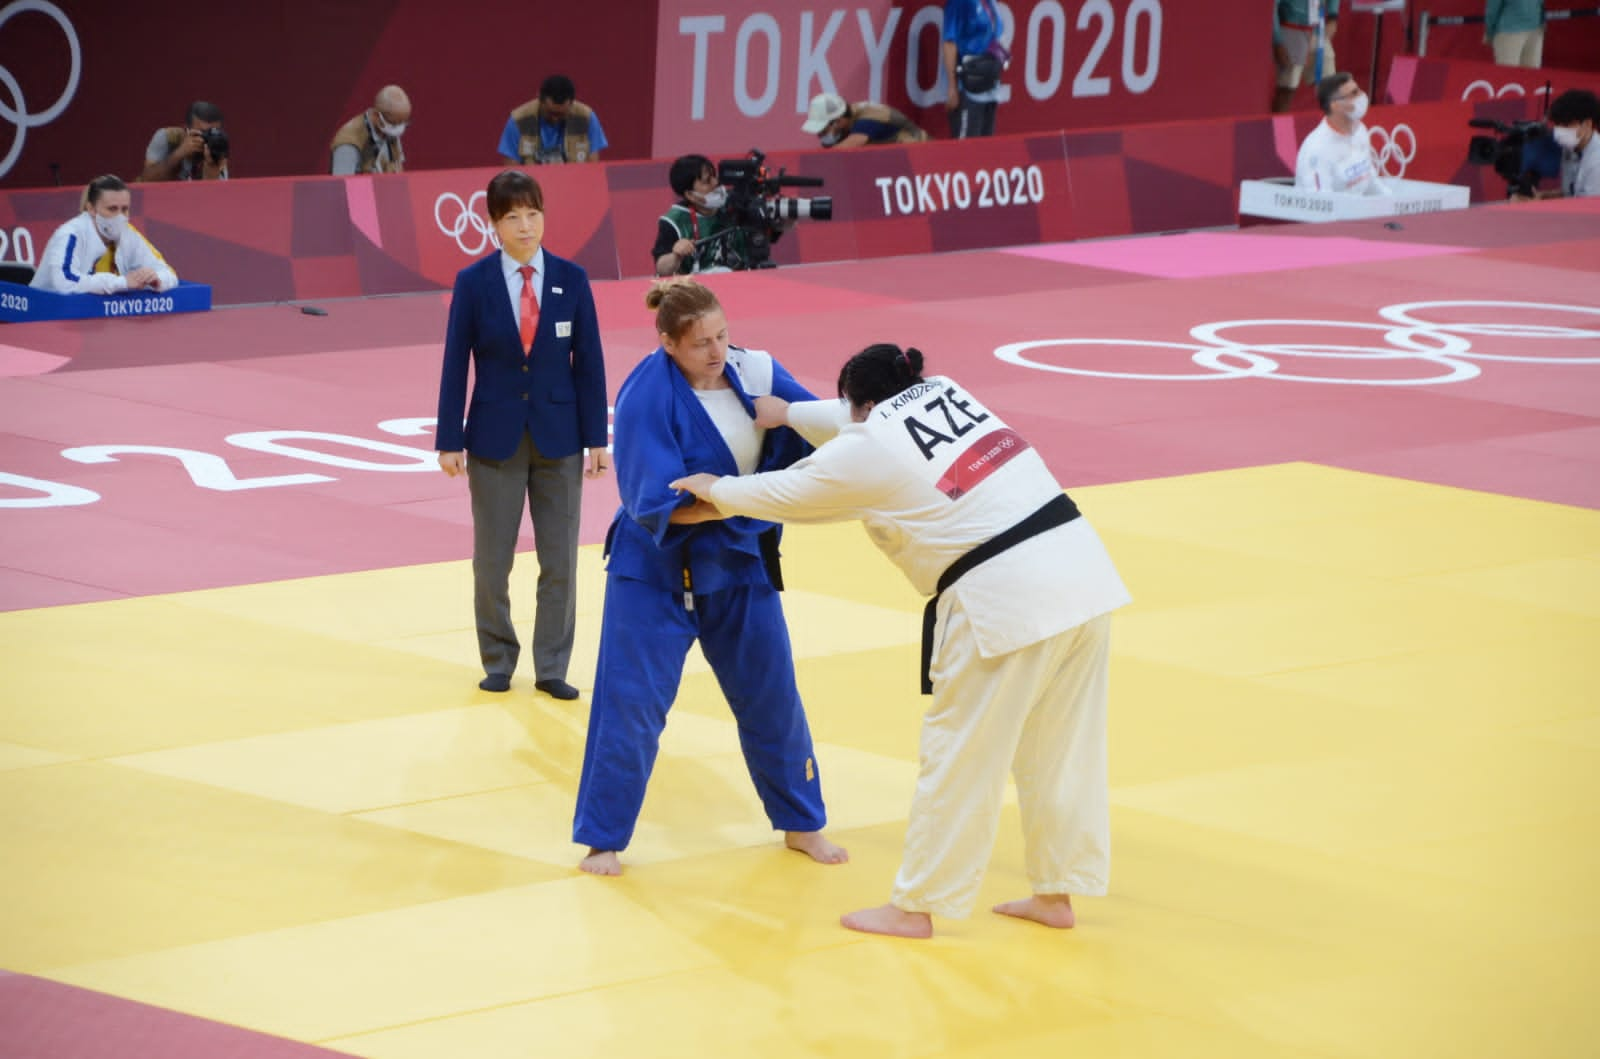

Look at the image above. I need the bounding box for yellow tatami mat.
[1,463,1595,1057]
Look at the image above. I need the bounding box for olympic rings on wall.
[0,1,82,181]
[433,190,497,255]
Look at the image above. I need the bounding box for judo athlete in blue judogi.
[573,279,849,875]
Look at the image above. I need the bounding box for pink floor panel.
[2,199,1596,612]
[1004,231,1477,278]
[0,972,361,1059]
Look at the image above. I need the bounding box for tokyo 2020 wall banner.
[650,0,1271,159]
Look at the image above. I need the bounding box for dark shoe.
[478,673,511,693]
[535,678,579,700]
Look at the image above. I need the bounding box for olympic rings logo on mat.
[0,1,82,181]
[994,301,1600,387]
[434,190,497,256]
[1368,123,1417,178]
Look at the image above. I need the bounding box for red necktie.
[518,265,538,353]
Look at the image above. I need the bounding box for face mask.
[381,119,407,138]
[819,131,842,147]
[699,187,727,210]
[1347,93,1369,121]
[93,213,127,242]
[1552,126,1580,150]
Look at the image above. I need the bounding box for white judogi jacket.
[710,376,1130,660]
[30,212,178,295]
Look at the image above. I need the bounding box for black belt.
[919,493,1080,694]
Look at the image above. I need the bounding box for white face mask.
[1552,126,1580,150]
[699,187,727,210]
[1347,93,1369,121]
[375,113,407,138]
[93,213,127,243]
[819,131,842,147]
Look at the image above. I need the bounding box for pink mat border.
[1004,232,1475,279]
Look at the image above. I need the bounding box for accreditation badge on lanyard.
[869,377,1032,500]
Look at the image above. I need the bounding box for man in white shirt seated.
[30,175,179,295]
[1295,72,1391,196]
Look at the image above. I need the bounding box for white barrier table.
[1239,177,1471,224]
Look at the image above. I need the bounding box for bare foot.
[578,849,622,876]
[785,830,849,864]
[992,893,1075,929]
[841,903,933,938]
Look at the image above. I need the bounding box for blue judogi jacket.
[605,345,816,595]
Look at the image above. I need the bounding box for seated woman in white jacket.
[672,343,1131,939]
[30,174,178,295]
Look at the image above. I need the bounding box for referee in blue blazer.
[435,170,610,698]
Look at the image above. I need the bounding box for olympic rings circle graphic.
[0,0,82,180]
[434,190,498,255]
[994,301,1600,387]
[1460,80,1554,105]
[1368,123,1417,179]
[1461,79,1525,102]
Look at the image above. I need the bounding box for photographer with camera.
[801,94,929,149]
[1295,73,1390,196]
[652,155,741,276]
[498,75,606,166]
[330,85,411,176]
[140,101,229,182]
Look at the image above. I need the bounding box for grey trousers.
[949,97,997,139]
[467,432,583,681]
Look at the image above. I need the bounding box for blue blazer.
[435,249,607,461]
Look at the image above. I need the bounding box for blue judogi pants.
[573,575,827,852]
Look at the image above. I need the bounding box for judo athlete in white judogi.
[673,343,1129,937]
[573,280,848,876]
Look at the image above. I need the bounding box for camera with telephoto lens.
[1467,117,1560,198]
[711,149,832,269]
[200,126,230,163]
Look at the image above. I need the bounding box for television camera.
[1467,111,1561,198]
[698,149,832,269]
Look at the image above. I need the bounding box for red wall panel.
[0,0,659,188]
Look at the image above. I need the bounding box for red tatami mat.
[2,199,1596,611]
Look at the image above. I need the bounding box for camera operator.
[1528,90,1600,199]
[140,101,229,182]
[653,155,742,276]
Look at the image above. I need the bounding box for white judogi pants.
[892,604,1112,919]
